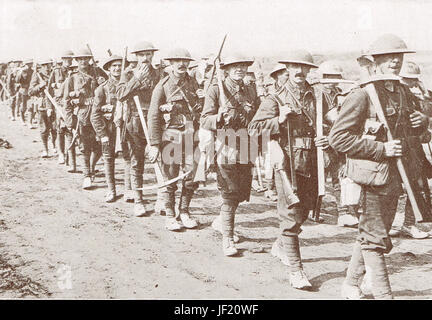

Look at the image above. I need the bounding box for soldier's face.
[286,63,311,85]
[374,53,403,75]
[226,63,248,81]
[135,51,154,65]
[40,64,48,73]
[276,69,289,85]
[109,61,122,77]
[62,58,72,67]
[170,59,190,75]
[76,57,90,68]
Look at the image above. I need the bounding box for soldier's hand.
[384,140,403,157]
[134,63,150,82]
[278,104,294,123]
[314,136,329,149]
[410,111,428,128]
[39,80,47,89]
[196,89,204,99]
[147,145,160,163]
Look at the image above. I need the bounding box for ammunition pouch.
[345,157,389,186]
[291,137,313,177]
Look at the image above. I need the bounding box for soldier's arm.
[200,85,220,131]
[90,85,108,139]
[248,96,281,136]
[117,69,155,102]
[328,88,385,161]
[62,76,75,129]
[147,82,165,147]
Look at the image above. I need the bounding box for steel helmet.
[130,41,158,54]
[269,63,287,79]
[399,60,421,79]
[278,50,318,68]
[61,50,75,58]
[318,60,343,76]
[102,54,123,71]
[221,54,254,69]
[39,59,53,65]
[164,48,194,61]
[367,34,415,56]
[74,48,92,58]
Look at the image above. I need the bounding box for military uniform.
[201,55,259,254]
[15,64,33,125]
[29,65,56,156]
[6,63,18,120]
[148,63,202,229]
[116,54,160,211]
[63,65,101,182]
[48,63,72,163]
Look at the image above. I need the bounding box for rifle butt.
[277,169,300,209]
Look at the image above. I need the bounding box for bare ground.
[0,105,431,300]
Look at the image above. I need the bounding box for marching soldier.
[388,60,432,239]
[29,59,57,158]
[249,50,327,289]
[315,61,359,227]
[201,54,259,256]
[116,41,160,216]
[6,60,20,121]
[91,55,123,202]
[148,48,202,231]
[329,34,430,299]
[63,48,102,189]
[48,50,74,165]
[15,59,33,126]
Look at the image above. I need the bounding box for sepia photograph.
[0,0,431,306]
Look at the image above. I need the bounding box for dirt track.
[0,105,431,299]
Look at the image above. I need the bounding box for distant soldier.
[6,60,21,121]
[249,50,327,290]
[148,48,202,231]
[329,34,430,299]
[91,55,123,202]
[29,59,56,157]
[315,60,360,227]
[15,59,33,126]
[201,55,259,256]
[63,48,102,189]
[388,60,432,239]
[48,50,74,165]
[116,41,160,216]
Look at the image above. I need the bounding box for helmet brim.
[278,60,318,68]
[369,49,416,56]
[399,73,419,79]
[221,60,254,69]
[165,57,195,62]
[130,49,159,54]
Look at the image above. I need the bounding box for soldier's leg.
[10,96,16,120]
[39,110,49,157]
[178,149,199,228]
[65,129,77,173]
[102,129,117,202]
[128,132,147,216]
[56,116,66,164]
[49,114,57,153]
[161,161,182,231]
[80,125,93,189]
[355,188,399,300]
[121,140,133,202]
[90,133,102,178]
[274,172,313,289]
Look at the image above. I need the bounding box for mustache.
[295,72,305,77]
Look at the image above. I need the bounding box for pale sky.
[1,0,432,62]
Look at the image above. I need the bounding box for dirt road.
[0,105,431,299]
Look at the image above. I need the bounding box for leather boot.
[362,249,393,299]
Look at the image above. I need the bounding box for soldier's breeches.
[275,172,315,236]
[127,132,146,203]
[216,164,252,203]
[220,200,239,238]
[80,125,98,177]
[358,187,399,253]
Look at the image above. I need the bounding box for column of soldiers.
[1,33,432,300]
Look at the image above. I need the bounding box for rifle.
[271,94,300,208]
[194,34,227,183]
[115,46,128,156]
[358,55,432,223]
[310,90,325,222]
[107,49,112,56]
[86,43,107,79]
